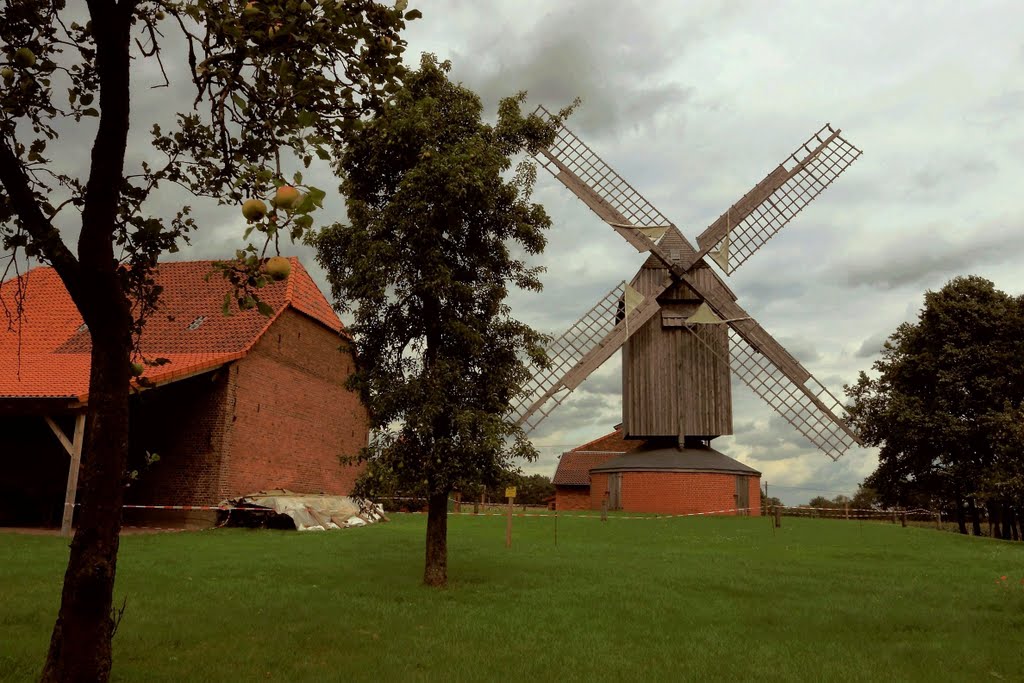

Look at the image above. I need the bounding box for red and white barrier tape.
[392,506,758,519]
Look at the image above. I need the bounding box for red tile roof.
[552,428,645,486]
[570,429,645,454]
[0,258,345,402]
[553,452,619,486]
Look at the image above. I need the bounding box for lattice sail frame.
[533,106,673,253]
[509,282,630,434]
[516,107,863,459]
[684,325,860,460]
[696,124,862,274]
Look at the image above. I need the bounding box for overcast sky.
[7,1,1024,505]
[390,0,1024,504]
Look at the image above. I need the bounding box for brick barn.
[0,258,368,530]
[553,427,761,515]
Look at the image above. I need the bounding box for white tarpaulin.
[222,490,388,531]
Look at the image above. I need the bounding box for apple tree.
[315,54,575,586]
[0,1,416,680]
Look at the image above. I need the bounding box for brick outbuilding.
[553,427,761,515]
[0,259,368,529]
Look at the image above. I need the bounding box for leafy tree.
[760,485,781,514]
[0,1,414,679]
[845,276,1024,536]
[315,54,575,586]
[482,472,555,505]
[849,484,879,511]
[807,495,839,509]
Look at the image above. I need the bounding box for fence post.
[844,503,850,520]
[454,492,462,514]
[901,510,907,528]
[891,509,897,524]
[934,512,941,530]
[774,505,781,528]
[601,499,608,522]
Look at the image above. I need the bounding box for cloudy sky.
[7,1,1024,504]
[390,0,1024,503]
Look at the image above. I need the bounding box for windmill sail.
[532,105,674,252]
[726,329,860,459]
[695,124,862,274]
[510,278,669,434]
[681,324,860,459]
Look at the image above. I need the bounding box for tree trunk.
[955,494,967,535]
[423,489,449,587]
[41,319,132,683]
[988,500,1001,539]
[968,497,982,536]
[1005,505,1019,541]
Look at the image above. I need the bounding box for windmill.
[511,109,864,461]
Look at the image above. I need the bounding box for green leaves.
[847,276,1024,513]
[315,54,574,498]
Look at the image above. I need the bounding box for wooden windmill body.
[512,110,865,463]
[622,231,734,442]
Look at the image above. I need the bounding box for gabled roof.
[0,258,344,402]
[553,452,619,486]
[552,428,645,486]
[570,428,645,454]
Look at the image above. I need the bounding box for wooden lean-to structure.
[512,111,864,461]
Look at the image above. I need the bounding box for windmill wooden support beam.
[46,413,86,537]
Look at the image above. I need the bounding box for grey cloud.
[855,330,889,359]
[909,156,998,195]
[844,220,1024,291]
[576,369,622,397]
[445,2,705,139]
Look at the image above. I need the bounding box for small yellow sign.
[505,486,517,499]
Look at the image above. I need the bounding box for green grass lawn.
[2,514,1023,682]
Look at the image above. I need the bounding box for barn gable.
[0,258,367,530]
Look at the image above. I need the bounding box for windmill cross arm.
[688,164,790,268]
[537,148,665,253]
[688,124,860,275]
[511,275,672,433]
[678,271,811,385]
[558,286,666,390]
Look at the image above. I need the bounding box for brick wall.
[221,309,368,499]
[555,486,590,511]
[125,370,230,507]
[589,471,762,516]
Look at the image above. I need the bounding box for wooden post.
[505,496,513,548]
[891,509,897,524]
[774,505,781,528]
[934,512,941,530]
[47,414,85,537]
[844,502,849,520]
[554,509,558,547]
[601,498,608,522]
[453,492,462,514]
[901,510,907,528]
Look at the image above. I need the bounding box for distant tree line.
[845,276,1024,539]
[353,461,555,509]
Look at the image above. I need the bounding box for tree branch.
[0,137,80,283]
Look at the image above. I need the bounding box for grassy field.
[2,514,1023,682]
